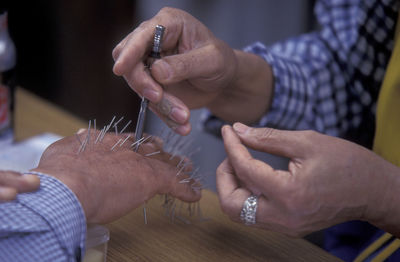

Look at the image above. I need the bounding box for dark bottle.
[0,11,16,146]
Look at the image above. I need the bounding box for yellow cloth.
[353,12,400,262]
[354,233,395,262]
[373,16,400,166]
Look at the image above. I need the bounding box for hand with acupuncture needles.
[217,123,400,238]
[112,7,273,135]
[0,170,40,201]
[31,130,201,224]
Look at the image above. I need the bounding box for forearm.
[365,162,400,238]
[207,50,273,124]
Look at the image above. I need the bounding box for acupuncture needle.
[133,25,165,225]
[134,24,166,152]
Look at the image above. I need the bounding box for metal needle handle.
[134,25,165,152]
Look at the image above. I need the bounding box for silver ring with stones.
[240,195,258,225]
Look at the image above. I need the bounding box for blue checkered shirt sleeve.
[203,0,398,147]
[0,172,86,262]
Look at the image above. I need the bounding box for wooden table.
[14,88,87,141]
[15,88,342,262]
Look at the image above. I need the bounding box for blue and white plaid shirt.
[203,0,398,149]
[0,173,86,262]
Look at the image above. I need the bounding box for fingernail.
[167,119,191,135]
[154,60,172,80]
[221,125,230,135]
[166,119,179,130]
[77,129,86,134]
[170,107,188,123]
[143,89,161,102]
[175,124,191,135]
[233,122,249,134]
[158,98,173,116]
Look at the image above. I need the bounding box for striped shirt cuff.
[22,172,87,261]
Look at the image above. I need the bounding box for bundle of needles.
[75,116,210,224]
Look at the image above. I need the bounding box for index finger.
[113,24,154,76]
[113,8,184,76]
[221,125,288,196]
[216,158,252,219]
[112,11,185,105]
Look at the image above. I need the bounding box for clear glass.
[83,225,110,262]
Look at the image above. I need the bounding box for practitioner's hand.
[0,170,40,201]
[217,123,400,237]
[113,8,273,135]
[32,130,201,224]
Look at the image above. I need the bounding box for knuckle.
[43,142,59,157]
[216,164,225,176]
[298,130,321,153]
[173,57,189,79]
[127,74,147,94]
[300,130,318,140]
[157,7,181,22]
[159,7,191,21]
[207,44,225,72]
[112,47,120,61]
[259,127,275,141]
[130,22,147,38]
[137,21,149,30]
[252,127,275,143]
[236,159,252,177]
[159,6,175,14]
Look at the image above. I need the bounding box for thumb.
[232,122,307,159]
[151,45,221,84]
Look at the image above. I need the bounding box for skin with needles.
[33,130,200,224]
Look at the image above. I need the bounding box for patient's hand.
[32,130,201,224]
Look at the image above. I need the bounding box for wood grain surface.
[16,88,342,262]
[15,88,87,141]
[106,190,342,262]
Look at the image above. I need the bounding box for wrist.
[31,166,96,221]
[208,49,274,124]
[362,157,400,236]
